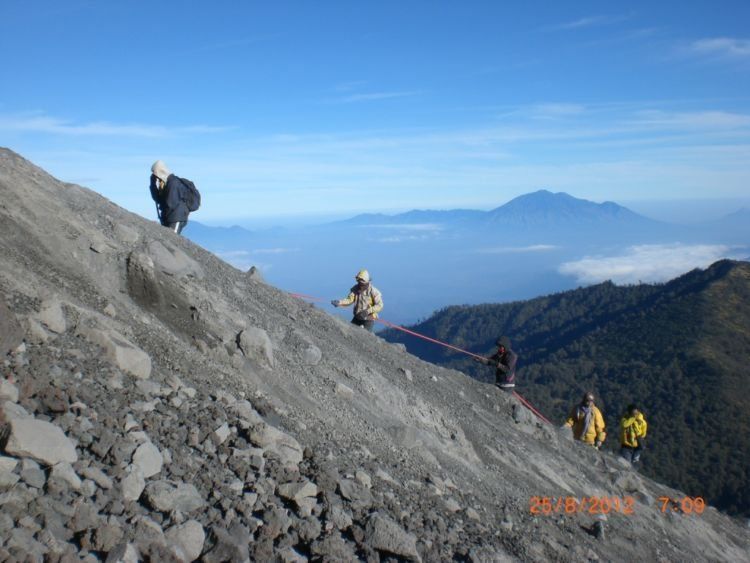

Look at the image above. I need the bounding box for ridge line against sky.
[1,1,749,223]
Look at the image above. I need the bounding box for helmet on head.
[151,160,171,183]
[583,392,595,403]
[355,269,370,283]
[496,336,511,349]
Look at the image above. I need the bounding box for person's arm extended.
[333,291,356,307]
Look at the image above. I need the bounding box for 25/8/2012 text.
[529,496,635,516]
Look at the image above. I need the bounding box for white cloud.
[477,245,558,254]
[689,37,750,58]
[0,112,233,137]
[559,244,733,284]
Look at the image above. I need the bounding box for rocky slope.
[0,147,748,562]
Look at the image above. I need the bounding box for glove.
[330,300,340,307]
[594,441,602,450]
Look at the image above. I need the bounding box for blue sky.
[2,0,749,225]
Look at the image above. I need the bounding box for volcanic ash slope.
[0,147,748,561]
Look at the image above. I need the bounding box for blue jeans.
[620,445,642,463]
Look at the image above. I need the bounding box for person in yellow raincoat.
[620,404,648,464]
[563,392,606,449]
[331,269,383,332]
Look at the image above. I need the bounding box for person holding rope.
[474,336,517,390]
[331,269,383,332]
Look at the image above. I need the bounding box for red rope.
[290,291,553,425]
[375,318,487,361]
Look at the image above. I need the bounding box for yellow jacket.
[338,284,383,320]
[620,414,647,448]
[565,405,606,445]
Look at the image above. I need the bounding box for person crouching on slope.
[331,269,383,332]
[149,160,189,234]
[620,404,648,464]
[563,392,606,449]
[474,336,517,390]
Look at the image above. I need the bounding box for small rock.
[49,462,82,491]
[327,505,353,530]
[35,300,67,333]
[355,470,372,489]
[103,303,117,318]
[466,507,481,521]
[105,542,140,563]
[277,480,318,502]
[121,465,146,501]
[132,441,163,478]
[80,466,113,489]
[302,345,322,366]
[144,480,205,513]
[213,423,231,445]
[165,520,205,562]
[444,498,461,513]
[0,379,19,403]
[335,382,354,398]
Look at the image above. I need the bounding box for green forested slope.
[383,260,750,516]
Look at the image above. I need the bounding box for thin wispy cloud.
[0,112,234,137]
[477,245,558,254]
[559,244,734,284]
[544,14,631,31]
[335,91,420,103]
[689,37,750,59]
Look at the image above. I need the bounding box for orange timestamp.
[529,496,636,516]
[658,496,706,515]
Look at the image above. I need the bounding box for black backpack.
[178,177,201,212]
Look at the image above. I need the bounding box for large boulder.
[365,513,422,562]
[236,327,274,368]
[147,240,204,279]
[249,423,303,468]
[2,418,77,465]
[78,326,152,379]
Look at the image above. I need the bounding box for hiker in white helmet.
[149,160,190,234]
[331,269,383,332]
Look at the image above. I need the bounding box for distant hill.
[335,190,658,228]
[483,190,656,227]
[382,260,750,517]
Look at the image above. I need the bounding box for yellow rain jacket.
[620,413,648,448]
[338,283,383,320]
[565,405,606,445]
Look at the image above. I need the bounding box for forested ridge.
[383,260,750,517]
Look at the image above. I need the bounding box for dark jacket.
[150,174,189,225]
[489,349,517,384]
